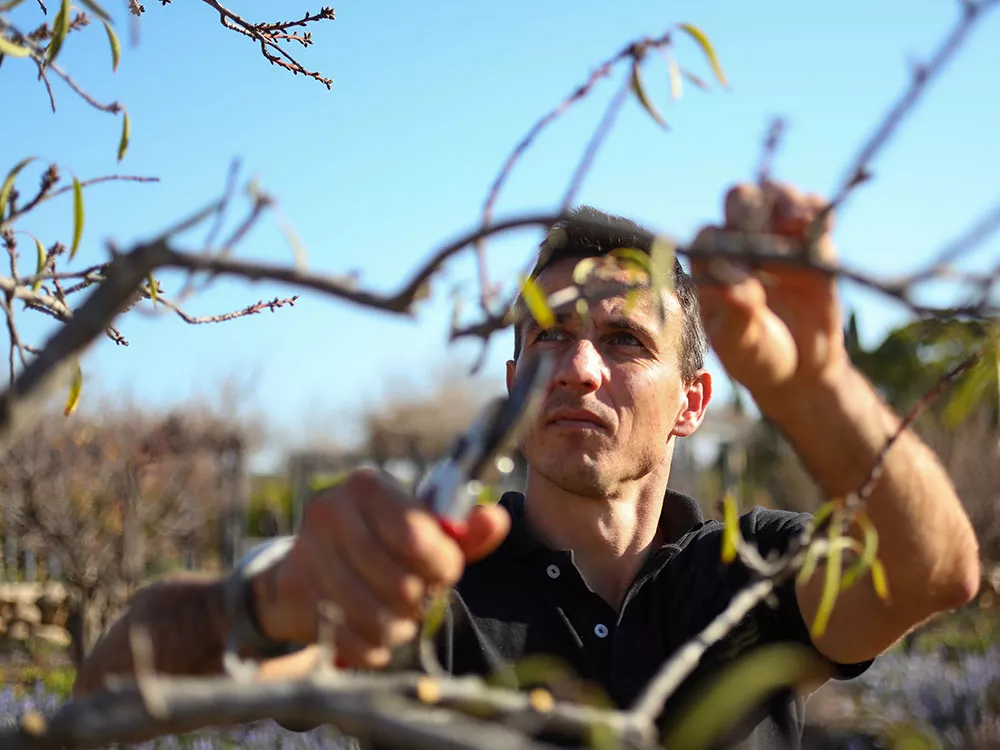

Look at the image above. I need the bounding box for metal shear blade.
[422,353,553,522]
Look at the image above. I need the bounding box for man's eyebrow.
[602,315,660,341]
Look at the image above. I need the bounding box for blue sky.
[3,0,999,467]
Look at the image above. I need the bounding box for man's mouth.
[547,409,609,431]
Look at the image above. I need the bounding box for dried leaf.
[46,0,71,64]
[102,21,120,73]
[721,492,739,564]
[0,0,29,12]
[630,59,668,130]
[0,157,36,221]
[677,22,729,88]
[117,108,130,162]
[64,360,83,416]
[0,35,32,58]
[70,175,83,260]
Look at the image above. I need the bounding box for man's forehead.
[532,256,679,323]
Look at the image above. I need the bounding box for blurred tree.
[0,407,246,665]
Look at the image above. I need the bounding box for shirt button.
[546,564,561,579]
[594,624,609,638]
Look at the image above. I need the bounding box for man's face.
[507,257,708,498]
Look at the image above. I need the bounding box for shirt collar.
[497,488,705,557]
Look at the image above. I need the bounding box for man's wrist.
[223,536,300,660]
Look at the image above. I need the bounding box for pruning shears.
[416,353,554,539]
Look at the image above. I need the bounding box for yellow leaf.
[629,59,668,130]
[70,176,83,260]
[667,53,683,101]
[521,275,555,329]
[870,559,891,602]
[64,361,83,416]
[0,36,32,58]
[677,23,729,88]
[571,257,599,286]
[147,272,158,303]
[810,506,844,639]
[721,492,739,564]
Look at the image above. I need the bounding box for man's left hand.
[690,181,847,409]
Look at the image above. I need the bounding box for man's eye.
[608,331,643,347]
[536,328,566,342]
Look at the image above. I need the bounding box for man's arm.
[72,575,228,698]
[764,359,980,665]
[692,180,980,667]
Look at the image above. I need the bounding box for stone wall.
[0,582,71,650]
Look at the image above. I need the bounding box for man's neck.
[523,465,671,610]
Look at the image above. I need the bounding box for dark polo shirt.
[428,490,872,749]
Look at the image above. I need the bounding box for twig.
[559,72,633,213]
[822,0,1000,219]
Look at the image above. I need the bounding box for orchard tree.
[0,0,998,748]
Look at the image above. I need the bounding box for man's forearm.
[759,359,981,613]
[73,575,228,698]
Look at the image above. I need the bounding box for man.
[73,181,980,748]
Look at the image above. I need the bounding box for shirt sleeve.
[740,506,874,681]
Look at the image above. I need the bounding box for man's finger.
[454,504,511,563]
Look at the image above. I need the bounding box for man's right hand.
[251,467,511,669]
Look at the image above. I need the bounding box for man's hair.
[512,206,708,382]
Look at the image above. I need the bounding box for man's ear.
[505,359,516,395]
[671,370,712,438]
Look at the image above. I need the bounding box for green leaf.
[46,0,71,64]
[0,0,28,12]
[0,35,32,58]
[70,176,83,260]
[33,236,47,292]
[0,157,35,221]
[650,235,675,294]
[102,21,120,73]
[64,360,83,416]
[667,53,683,101]
[720,492,739,564]
[661,644,831,750]
[811,507,844,639]
[78,0,113,22]
[520,275,555,329]
[840,510,878,590]
[677,22,728,88]
[420,591,449,641]
[117,109,131,162]
[681,68,710,91]
[147,272,158,303]
[629,59,668,130]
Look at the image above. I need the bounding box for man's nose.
[553,339,604,391]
